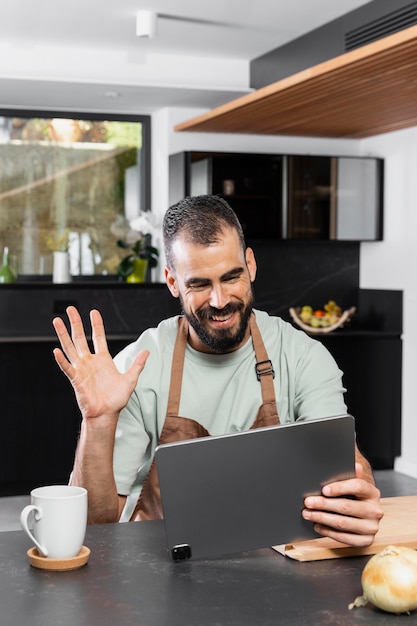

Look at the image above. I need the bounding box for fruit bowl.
[289,305,356,334]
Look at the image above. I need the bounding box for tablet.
[155,414,356,560]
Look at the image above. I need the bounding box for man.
[53,194,383,545]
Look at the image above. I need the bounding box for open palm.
[53,306,148,421]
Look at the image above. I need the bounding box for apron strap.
[165,316,188,416]
[249,313,276,405]
[167,313,276,415]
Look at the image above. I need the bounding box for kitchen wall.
[150,106,416,478]
[360,125,417,479]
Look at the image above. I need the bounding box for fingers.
[52,347,75,380]
[134,350,150,369]
[304,482,383,520]
[303,499,381,528]
[307,509,380,546]
[125,350,150,388]
[52,313,79,363]
[66,306,91,356]
[302,476,384,546]
[355,462,364,480]
[320,474,380,500]
[302,502,381,546]
[90,309,109,354]
[309,522,378,547]
[53,306,98,360]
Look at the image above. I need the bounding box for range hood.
[174,24,417,139]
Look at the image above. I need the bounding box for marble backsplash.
[249,240,360,321]
[0,240,402,338]
[0,283,180,339]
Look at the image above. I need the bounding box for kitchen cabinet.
[0,338,131,496]
[0,282,180,496]
[313,288,403,470]
[320,332,401,470]
[0,283,400,495]
[288,156,333,239]
[170,151,283,239]
[169,151,383,241]
[288,156,383,240]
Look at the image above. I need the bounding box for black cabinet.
[288,156,383,241]
[316,289,403,470]
[169,151,383,241]
[0,282,180,496]
[0,340,82,495]
[0,338,130,496]
[288,156,333,239]
[191,152,283,239]
[320,333,401,470]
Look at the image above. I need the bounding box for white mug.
[20,485,87,559]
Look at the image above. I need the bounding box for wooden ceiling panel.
[174,25,417,138]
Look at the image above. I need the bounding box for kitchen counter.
[2,472,417,626]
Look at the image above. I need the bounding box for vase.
[0,247,17,284]
[126,258,148,283]
[52,251,71,284]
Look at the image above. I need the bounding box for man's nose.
[209,284,228,309]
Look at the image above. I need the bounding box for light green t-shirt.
[113,309,347,517]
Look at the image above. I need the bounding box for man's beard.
[180,291,254,353]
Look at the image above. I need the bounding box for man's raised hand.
[52,306,149,421]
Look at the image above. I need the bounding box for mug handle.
[20,505,48,557]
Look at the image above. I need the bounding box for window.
[0,110,150,277]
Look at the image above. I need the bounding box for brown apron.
[130,313,280,521]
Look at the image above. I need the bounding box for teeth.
[212,314,231,322]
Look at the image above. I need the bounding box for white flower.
[111,212,160,244]
[130,212,159,237]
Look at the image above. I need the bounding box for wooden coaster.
[27,545,90,571]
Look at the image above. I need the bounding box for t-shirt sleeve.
[112,341,152,496]
[293,339,347,421]
[113,393,150,496]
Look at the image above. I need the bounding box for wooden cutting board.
[273,495,417,561]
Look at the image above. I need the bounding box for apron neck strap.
[166,316,189,416]
[249,313,276,404]
[166,313,276,416]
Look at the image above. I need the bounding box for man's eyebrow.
[220,266,245,280]
[185,266,245,287]
[185,276,210,287]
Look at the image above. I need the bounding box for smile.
[211,313,233,322]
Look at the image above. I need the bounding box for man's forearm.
[71,416,120,524]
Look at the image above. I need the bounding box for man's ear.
[245,247,257,283]
[165,265,180,298]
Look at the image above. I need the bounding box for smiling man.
[164,206,256,354]
[53,194,383,545]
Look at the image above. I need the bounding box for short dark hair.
[163,195,246,269]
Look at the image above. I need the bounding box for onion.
[349,545,417,614]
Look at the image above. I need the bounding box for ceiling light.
[136,10,157,38]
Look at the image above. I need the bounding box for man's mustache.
[196,303,244,320]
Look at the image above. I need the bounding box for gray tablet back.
[155,414,356,561]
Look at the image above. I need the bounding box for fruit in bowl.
[299,305,313,323]
[289,301,356,334]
